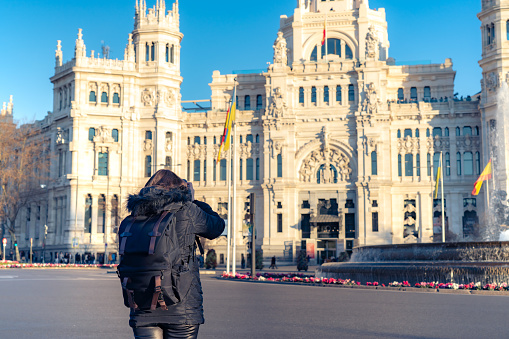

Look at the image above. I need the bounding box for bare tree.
[0,121,51,261]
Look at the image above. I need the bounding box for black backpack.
[117,205,198,311]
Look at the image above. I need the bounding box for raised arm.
[187,201,225,240]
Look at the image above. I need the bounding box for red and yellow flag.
[472,159,492,196]
[321,16,327,46]
[217,87,237,162]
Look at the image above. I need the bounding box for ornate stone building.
[8,0,506,264]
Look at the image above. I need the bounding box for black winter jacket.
[125,186,225,327]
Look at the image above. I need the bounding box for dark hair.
[144,169,186,190]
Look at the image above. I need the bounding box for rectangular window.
[220,159,227,181]
[336,86,342,103]
[397,88,404,101]
[194,160,201,182]
[277,154,282,178]
[151,43,155,61]
[464,152,474,175]
[434,152,440,177]
[58,151,63,177]
[113,93,120,104]
[405,154,413,177]
[398,154,402,177]
[445,153,451,176]
[372,212,379,232]
[457,152,462,176]
[424,86,431,100]
[145,156,152,177]
[410,87,417,101]
[204,160,207,182]
[324,86,329,104]
[427,153,431,176]
[416,154,420,177]
[348,85,355,102]
[246,158,253,180]
[371,151,377,176]
[299,87,304,104]
[256,158,260,180]
[311,87,317,103]
[239,159,243,180]
[475,152,481,175]
[98,152,108,176]
[256,95,263,109]
[145,131,152,140]
[245,95,251,110]
[277,214,283,233]
[213,160,217,181]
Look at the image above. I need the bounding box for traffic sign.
[2,238,6,245]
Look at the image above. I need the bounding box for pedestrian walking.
[119,169,225,339]
[241,253,246,269]
[269,256,278,269]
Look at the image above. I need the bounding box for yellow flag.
[434,156,442,199]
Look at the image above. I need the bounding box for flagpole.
[440,152,445,243]
[226,142,232,274]
[325,13,328,63]
[232,83,238,276]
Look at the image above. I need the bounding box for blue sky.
[0,0,481,121]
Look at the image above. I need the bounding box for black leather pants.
[133,324,199,339]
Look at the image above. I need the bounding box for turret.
[55,40,63,67]
[74,29,86,60]
[1,96,14,123]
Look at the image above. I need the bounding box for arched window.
[424,86,431,100]
[213,136,217,144]
[426,128,430,137]
[410,87,417,101]
[194,160,201,182]
[89,91,96,102]
[464,152,474,175]
[113,92,120,104]
[317,164,338,184]
[445,153,451,176]
[310,38,353,61]
[204,136,207,145]
[98,152,108,176]
[445,127,449,137]
[245,95,251,110]
[112,129,119,142]
[405,154,413,177]
[146,131,152,140]
[463,126,472,136]
[85,195,92,233]
[246,134,253,143]
[256,95,263,109]
[415,129,420,138]
[371,151,377,175]
[348,85,355,102]
[404,129,412,138]
[194,136,200,145]
[299,87,304,104]
[146,43,150,62]
[98,195,106,233]
[246,158,254,180]
[476,152,481,174]
[145,155,152,177]
[456,127,461,136]
[220,159,227,181]
[256,158,260,180]
[311,87,317,103]
[277,154,282,178]
[397,129,401,138]
[239,135,243,144]
[88,128,96,142]
[433,127,442,137]
[101,92,108,103]
[397,88,404,101]
[398,154,402,177]
[166,132,172,141]
[336,86,342,103]
[457,152,462,176]
[256,134,260,143]
[324,86,329,103]
[165,44,169,63]
[111,195,119,228]
[151,43,155,61]
[474,126,480,136]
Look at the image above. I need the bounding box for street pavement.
[0,269,507,339]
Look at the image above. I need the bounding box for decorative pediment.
[299,147,352,183]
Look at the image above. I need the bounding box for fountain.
[317,83,509,286]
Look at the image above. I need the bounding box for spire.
[1,96,13,117]
[55,40,63,67]
[124,33,135,62]
[74,28,86,59]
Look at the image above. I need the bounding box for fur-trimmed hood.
[127,186,192,216]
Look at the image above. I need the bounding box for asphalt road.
[0,269,507,339]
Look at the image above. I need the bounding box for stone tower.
[478,0,509,196]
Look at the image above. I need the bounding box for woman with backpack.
[119,169,225,339]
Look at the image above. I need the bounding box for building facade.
[6,0,506,264]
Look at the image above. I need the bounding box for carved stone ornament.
[166,139,173,152]
[144,139,153,152]
[273,31,288,65]
[397,136,420,154]
[269,87,288,118]
[456,135,480,152]
[94,126,113,144]
[299,148,352,183]
[366,26,378,59]
[142,89,154,106]
[165,89,175,106]
[433,136,450,151]
[362,82,379,114]
[56,127,65,145]
[485,72,499,92]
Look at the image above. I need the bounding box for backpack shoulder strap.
[148,211,170,255]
